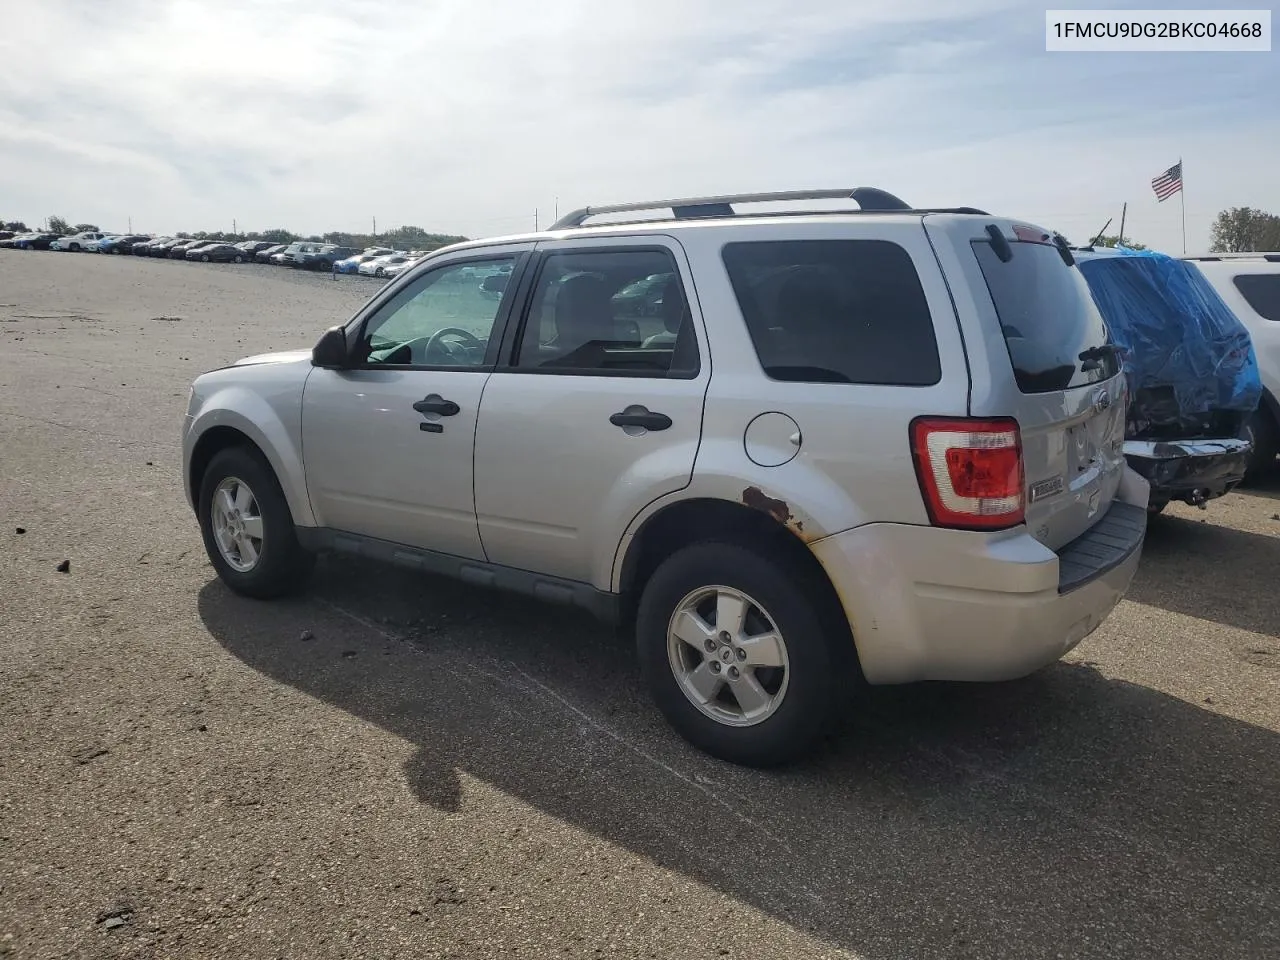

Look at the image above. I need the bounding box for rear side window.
[1233,274,1280,321]
[720,240,941,385]
[972,240,1119,394]
[514,248,699,378]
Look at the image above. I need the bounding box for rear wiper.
[1078,344,1125,370]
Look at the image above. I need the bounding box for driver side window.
[356,256,515,367]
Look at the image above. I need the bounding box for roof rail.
[550,187,913,230]
[1184,252,1280,262]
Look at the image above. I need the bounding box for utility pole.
[1117,203,1126,247]
[554,196,559,222]
[127,216,132,233]
[534,208,539,231]
[372,216,377,238]
[233,218,237,236]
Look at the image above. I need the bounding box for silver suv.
[182,188,1150,766]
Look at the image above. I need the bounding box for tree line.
[1209,207,1280,253]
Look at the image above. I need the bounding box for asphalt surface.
[1,248,1278,960]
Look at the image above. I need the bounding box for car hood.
[232,349,313,367]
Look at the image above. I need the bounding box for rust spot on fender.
[742,486,819,542]
[742,486,791,524]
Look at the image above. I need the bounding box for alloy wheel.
[666,585,791,727]
[210,476,265,573]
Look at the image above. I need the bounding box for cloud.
[2,0,1274,253]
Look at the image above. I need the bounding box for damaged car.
[1073,245,1262,515]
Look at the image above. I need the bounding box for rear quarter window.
[1232,274,1280,321]
[720,239,941,386]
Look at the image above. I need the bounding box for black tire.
[198,445,314,599]
[233,255,243,264]
[200,254,210,262]
[1242,407,1279,485]
[636,541,841,767]
[69,243,80,252]
[375,267,386,277]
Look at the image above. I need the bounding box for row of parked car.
[0,229,429,279]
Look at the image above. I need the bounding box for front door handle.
[413,394,460,417]
[609,406,672,431]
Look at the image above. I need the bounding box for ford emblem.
[1093,389,1112,414]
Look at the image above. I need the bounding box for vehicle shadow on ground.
[199,564,1279,960]
[1125,510,1280,638]
[1240,472,1280,501]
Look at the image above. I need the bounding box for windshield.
[972,239,1120,394]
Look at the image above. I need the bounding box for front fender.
[184,386,315,527]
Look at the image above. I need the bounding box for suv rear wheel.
[198,446,314,598]
[636,541,838,767]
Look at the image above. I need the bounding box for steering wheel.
[423,327,483,363]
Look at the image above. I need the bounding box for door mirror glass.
[312,325,350,368]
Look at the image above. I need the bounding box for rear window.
[972,240,1119,394]
[1233,274,1280,321]
[720,239,941,385]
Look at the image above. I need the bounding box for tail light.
[910,417,1025,530]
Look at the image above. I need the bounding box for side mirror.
[312,325,350,369]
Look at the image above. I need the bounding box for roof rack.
[550,187,922,230]
[1183,252,1280,262]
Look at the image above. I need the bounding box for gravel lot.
[1,248,1278,960]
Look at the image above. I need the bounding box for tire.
[69,243,80,252]
[200,254,210,262]
[198,445,314,599]
[110,248,119,254]
[233,255,243,264]
[636,541,841,767]
[375,267,385,278]
[1242,407,1279,485]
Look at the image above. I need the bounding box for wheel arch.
[185,403,314,527]
[614,498,856,669]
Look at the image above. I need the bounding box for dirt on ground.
[1,248,1278,960]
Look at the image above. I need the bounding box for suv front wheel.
[198,446,315,598]
[636,541,839,767]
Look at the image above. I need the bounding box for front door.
[301,248,529,560]
[473,238,710,585]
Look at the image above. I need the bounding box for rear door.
[929,218,1127,550]
[472,236,709,585]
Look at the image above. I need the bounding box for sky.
[1,0,1275,255]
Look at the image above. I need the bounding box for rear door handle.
[609,406,672,431]
[413,394,460,416]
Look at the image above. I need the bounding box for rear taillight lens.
[910,417,1025,530]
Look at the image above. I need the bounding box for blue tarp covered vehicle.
[1074,246,1261,511]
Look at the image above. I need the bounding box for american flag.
[1151,162,1183,202]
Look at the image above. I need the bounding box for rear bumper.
[810,468,1149,685]
[1123,437,1250,504]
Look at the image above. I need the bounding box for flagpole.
[1179,156,1186,255]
